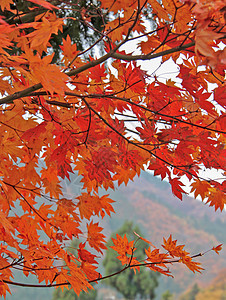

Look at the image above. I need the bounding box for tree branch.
[2,250,205,288]
[112,41,195,61]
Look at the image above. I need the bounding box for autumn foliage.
[0,0,225,297]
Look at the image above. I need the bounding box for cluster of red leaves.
[111,234,222,277]
[0,0,225,297]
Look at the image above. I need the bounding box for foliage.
[52,284,97,300]
[1,0,107,60]
[180,283,200,300]
[52,239,97,300]
[180,269,226,300]
[103,221,160,299]
[104,173,226,296]
[0,0,225,298]
[161,290,174,300]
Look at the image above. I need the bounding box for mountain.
[179,268,226,300]
[6,171,226,299]
[102,171,226,298]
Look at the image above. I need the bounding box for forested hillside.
[180,268,226,300]
[105,172,226,297]
[7,172,225,299]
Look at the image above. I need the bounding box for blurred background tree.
[161,290,174,300]
[103,221,160,300]
[2,0,107,61]
[3,0,155,61]
[52,285,97,300]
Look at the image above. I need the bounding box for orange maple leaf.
[111,234,136,266]
[190,179,211,200]
[0,211,14,235]
[80,261,101,281]
[0,0,13,11]
[212,244,223,255]
[78,243,97,264]
[133,231,156,248]
[64,266,91,296]
[111,234,134,256]
[27,0,58,10]
[87,221,107,254]
[180,256,204,273]
[195,28,224,67]
[162,235,188,258]
[77,193,115,219]
[206,189,226,211]
[23,50,69,95]
[170,178,186,200]
[26,12,63,50]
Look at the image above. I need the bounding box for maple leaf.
[0,0,225,296]
[170,178,187,200]
[214,85,226,108]
[149,0,170,21]
[77,193,115,219]
[148,160,170,180]
[162,235,187,258]
[111,234,134,265]
[89,62,107,83]
[206,189,226,211]
[119,148,143,171]
[78,243,97,264]
[27,0,58,10]
[24,50,69,95]
[80,261,101,281]
[0,211,15,235]
[212,244,223,255]
[22,122,47,143]
[145,248,169,267]
[87,222,107,254]
[41,167,62,199]
[133,231,156,248]
[64,266,91,296]
[195,28,224,67]
[190,179,211,200]
[60,35,79,65]
[120,63,146,93]
[93,194,115,218]
[139,36,161,55]
[101,0,126,14]
[57,159,73,180]
[180,256,204,273]
[26,13,63,50]
[0,0,13,11]
[84,147,117,185]
[0,281,12,299]
[113,167,137,186]
[77,193,95,219]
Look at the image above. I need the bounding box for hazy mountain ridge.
[6,171,226,299]
[104,171,226,297]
